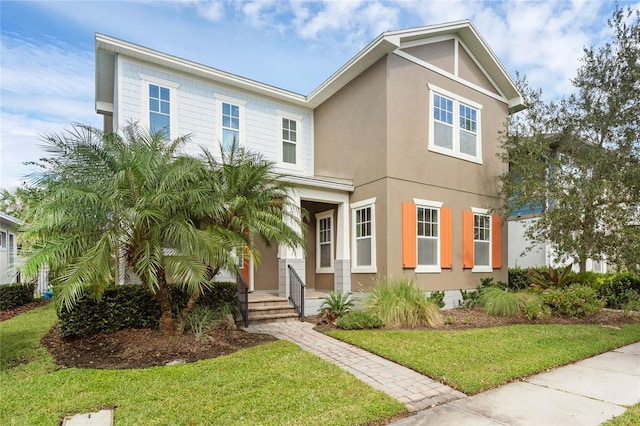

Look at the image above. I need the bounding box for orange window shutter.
[492,214,502,269]
[440,207,453,269]
[402,202,417,268]
[462,211,474,269]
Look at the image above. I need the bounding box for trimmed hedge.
[592,273,640,309]
[57,282,238,337]
[0,282,35,310]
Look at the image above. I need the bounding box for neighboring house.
[0,211,22,284]
[507,143,607,273]
[95,20,525,309]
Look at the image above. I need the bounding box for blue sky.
[1,0,638,189]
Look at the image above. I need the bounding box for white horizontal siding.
[118,59,313,175]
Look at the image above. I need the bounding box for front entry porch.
[238,290,332,327]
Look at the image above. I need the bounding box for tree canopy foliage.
[499,6,640,272]
[20,124,304,335]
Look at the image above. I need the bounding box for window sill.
[428,145,483,164]
[471,266,492,273]
[351,266,377,274]
[316,268,334,274]
[415,266,442,274]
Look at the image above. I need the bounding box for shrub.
[319,291,354,323]
[366,278,443,328]
[593,273,640,309]
[459,289,481,308]
[542,284,605,317]
[427,290,446,308]
[508,267,531,290]
[57,282,239,337]
[523,299,551,320]
[186,306,221,340]
[0,282,35,310]
[336,310,383,330]
[622,290,640,317]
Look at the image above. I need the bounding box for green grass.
[1,304,405,425]
[327,324,640,394]
[603,402,640,425]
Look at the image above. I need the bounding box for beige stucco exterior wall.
[313,42,511,292]
[314,58,388,186]
[253,238,279,291]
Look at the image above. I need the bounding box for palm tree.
[22,124,303,335]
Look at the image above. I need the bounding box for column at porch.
[278,190,305,299]
[334,199,351,293]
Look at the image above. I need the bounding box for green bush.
[459,289,481,308]
[336,310,384,330]
[427,290,445,308]
[508,268,531,290]
[57,282,238,337]
[319,291,354,323]
[542,284,605,317]
[366,278,443,328]
[0,282,35,310]
[593,273,640,309]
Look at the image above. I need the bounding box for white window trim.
[316,210,334,273]
[0,230,6,250]
[7,233,15,269]
[471,207,492,273]
[276,110,303,170]
[414,199,443,273]
[428,84,483,164]
[215,94,247,155]
[351,197,376,273]
[139,74,179,141]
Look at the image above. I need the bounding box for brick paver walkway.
[246,321,466,412]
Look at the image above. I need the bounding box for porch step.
[240,295,301,326]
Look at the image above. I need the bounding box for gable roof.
[95,20,524,114]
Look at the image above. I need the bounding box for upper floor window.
[428,84,482,164]
[352,198,376,273]
[316,210,334,273]
[0,231,6,249]
[282,118,297,164]
[149,84,170,139]
[222,102,240,150]
[216,95,246,154]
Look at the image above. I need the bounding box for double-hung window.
[7,234,14,271]
[463,207,501,271]
[429,84,482,163]
[415,199,443,273]
[149,84,170,139]
[0,231,6,249]
[222,102,240,151]
[282,118,297,164]
[473,213,491,268]
[351,198,376,273]
[316,210,334,273]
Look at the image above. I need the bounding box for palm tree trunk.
[155,272,176,336]
[177,288,203,334]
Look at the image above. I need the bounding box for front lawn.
[1,304,405,425]
[327,324,640,394]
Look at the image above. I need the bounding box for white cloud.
[0,34,100,189]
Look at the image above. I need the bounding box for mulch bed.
[0,299,52,322]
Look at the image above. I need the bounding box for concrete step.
[248,305,298,317]
[246,298,291,308]
[247,312,300,325]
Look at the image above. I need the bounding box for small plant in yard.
[523,300,551,320]
[186,306,222,339]
[427,290,446,308]
[445,315,457,325]
[542,284,605,317]
[481,287,528,317]
[366,278,443,328]
[319,291,354,324]
[459,289,481,308]
[622,290,640,318]
[336,310,384,330]
[529,265,574,291]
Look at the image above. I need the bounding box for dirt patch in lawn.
[41,324,277,369]
[310,308,640,332]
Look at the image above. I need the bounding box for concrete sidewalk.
[390,342,640,425]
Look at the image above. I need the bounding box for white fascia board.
[0,212,24,226]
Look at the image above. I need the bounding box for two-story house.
[95,20,524,310]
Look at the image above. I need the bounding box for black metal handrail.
[236,272,249,328]
[288,264,305,321]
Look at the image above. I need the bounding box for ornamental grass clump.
[366,278,443,328]
[481,287,542,317]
